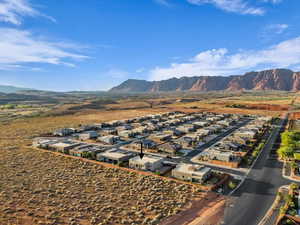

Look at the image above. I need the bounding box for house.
[174,129,186,136]
[186,133,203,141]
[217,119,234,127]
[135,139,157,149]
[193,121,209,128]
[122,139,158,151]
[78,131,99,141]
[175,136,195,148]
[182,115,196,122]
[203,134,218,143]
[215,141,243,152]
[206,116,220,122]
[207,125,223,133]
[158,142,182,155]
[96,148,135,165]
[195,129,210,137]
[172,163,212,183]
[33,138,58,149]
[177,125,195,133]
[53,128,75,136]
[166,119,181,126]
[145,124,158,132]
[234,128,257,139]
[198,149,234,162]
[69,144,106,158]
[118,130,135,138]
[98,135,120,145]
[99,128,117,136]
[226,135,249,145]
[49,140,81,154]
[149,133,172,143]
[129,155,165,172]
[132,127,146,135]
[168,128,185,137]
[116,124,133,131]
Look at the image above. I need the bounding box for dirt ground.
[160,193,226,225]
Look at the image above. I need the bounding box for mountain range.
[109,69,300,92]
[0,85,32,94]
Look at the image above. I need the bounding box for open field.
[0,147,206,225]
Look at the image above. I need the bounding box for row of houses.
[95,113,236,147]
[33,137,212,184]
[52,111,185,137]
[52,111,234,139]
[97,149,213,183]
[196,116,271,168]
[97,150,212,183]
[115,114,248,156]
[33,138,107,156]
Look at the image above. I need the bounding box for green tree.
[277,146,294,160]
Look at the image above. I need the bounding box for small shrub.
[228,181,237,189]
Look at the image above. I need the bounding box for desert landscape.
[0,90,296,225]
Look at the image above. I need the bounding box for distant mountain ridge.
[109,69,300,92]
[0,85,33,94]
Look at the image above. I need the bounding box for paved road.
[223,117,290,225]
[185,119,251,159]
[177,119,251,177]
[263,187,289,225]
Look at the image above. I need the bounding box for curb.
[258,185,289,225]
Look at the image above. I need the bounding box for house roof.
[51,141,79,149]
[99,148,134,160]
[130,155,164,164]
[173,163,211,176]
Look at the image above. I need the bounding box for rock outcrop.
[109,69,300,92]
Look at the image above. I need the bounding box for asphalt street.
[185,119,251,159]
[223,117,290,225]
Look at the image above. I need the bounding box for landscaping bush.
[277,131,300,160]
[228,181,237,189]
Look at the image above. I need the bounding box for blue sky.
[0,0,300,91]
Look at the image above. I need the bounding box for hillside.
[0,85,32,94]
[109,69,300,92]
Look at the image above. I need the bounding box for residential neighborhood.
[33,111,272,191]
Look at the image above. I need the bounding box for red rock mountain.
[109,69,300,92]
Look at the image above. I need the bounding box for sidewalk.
[258,186,289,225]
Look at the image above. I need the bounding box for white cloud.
[0,0,54,25]
[265,23,289,34]
[0,28,88,70]
[149,36,300,80]
[187,0,265,15]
